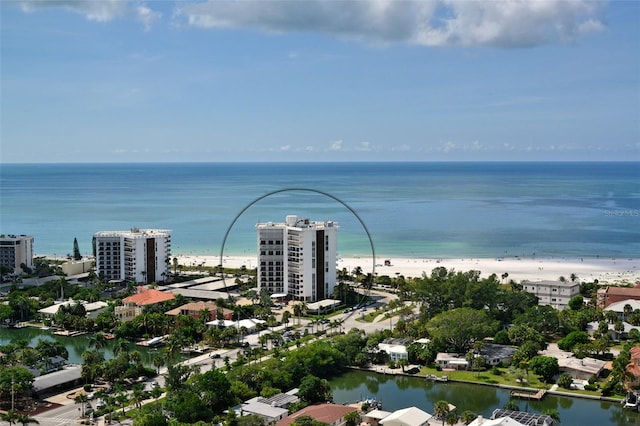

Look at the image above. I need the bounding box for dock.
[510,389,546,400]
[426,374,449,382]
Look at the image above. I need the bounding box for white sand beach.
[177,254,639,285]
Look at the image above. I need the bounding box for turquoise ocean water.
[0,162,638,260]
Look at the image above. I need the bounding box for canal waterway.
[329,370,640,426]
[0,326,170,367]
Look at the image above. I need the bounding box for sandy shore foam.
[177,254,639,285]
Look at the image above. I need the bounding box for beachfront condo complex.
[0,234,34,275]
[93,228,171,284]
[256,215,338,302]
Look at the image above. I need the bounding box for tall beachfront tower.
[256,215,338,302]
[93,228,171,284]
[0,234,34,275]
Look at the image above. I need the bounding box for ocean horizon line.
[3,160,640,166]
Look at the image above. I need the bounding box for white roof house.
[605,299,640,319]
[238,401,289,423]
[557,356,606,380]
[38,300,109,319]
[468,416,526,426]
[379,407,432,426]
[436,353,469,370]
[206,318,266,331]
[378,342,409,361]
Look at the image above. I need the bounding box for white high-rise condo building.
[93,228,171,284]
[0,234,34,275]
[256,215,338,302]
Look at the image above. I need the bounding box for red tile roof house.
[625,347,640,389]
[276,404,357,426]
[115,286,175,321]
[165,300,233,321]
[597,284,640,309]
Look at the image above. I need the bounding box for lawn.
[417,366,548,389]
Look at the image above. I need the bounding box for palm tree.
[112,338,130,358]
[0,409,19,425]
[445,412,458,426]
[15,413,38,426]
[434,400,450,426]
[75,393,89,418]
[153,355,165,374]
[130,383,148,408]
[129,350,142,366]
[460,411,477,425]
[624,304,633,322]
[88,332,106,350]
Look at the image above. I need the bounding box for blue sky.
[1,0,638,163]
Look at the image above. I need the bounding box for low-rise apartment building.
[521,280,580,310]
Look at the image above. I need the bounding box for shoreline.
[39,253,639,284]
[175,253,639,284]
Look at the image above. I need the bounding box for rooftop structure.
[557,356,606,380]
[468,415,526,426]
[379,406,432,426]
[165,301,233,320]
[276,403,356,426]
[490,409,555,426]
[115,287,175,321]
[626,347,640,389]
[604,299,640,320]
[257,215,338,302]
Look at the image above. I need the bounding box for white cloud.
[136,4,162,31]
[17,0,161,29]
[175,0,607,48]
[18,0,127,22]
[330,140,344,151]
[357,141,372,152]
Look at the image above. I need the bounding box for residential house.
[236,392,300,423]
[625,347,640,389]
[597,285,640,309]
[115,287,175,321]
[436,353,468,370]
[586,320,640,341]
[38,300,109,320]
[468,415,526,426]
[604,299,640,321]
[206,318,266,332]
[479,344,517,366]
[362,409,392,426]
[378,339,410,362]
[165,301,233,321]
[276,404,357,426]
[379,407,432,426]
[557,356,606,380]
[237,401,289,423]
[489,410,554,426]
